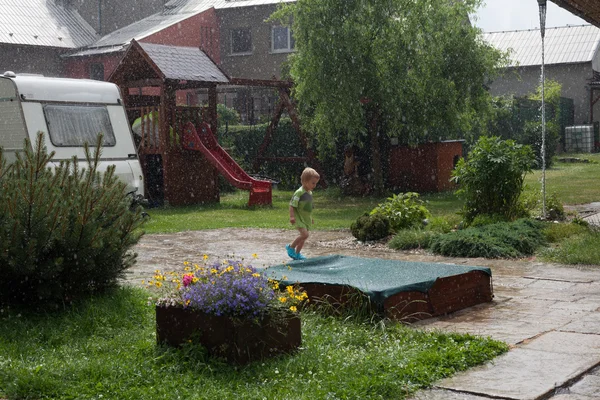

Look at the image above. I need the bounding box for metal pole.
[538,0,547,219]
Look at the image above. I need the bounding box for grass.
[524,153,600,204]
[0,287,508,400]
[142,187,384,234]
[142,188,460,234]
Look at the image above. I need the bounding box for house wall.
[217,5,292,80]
[63,53,122,80]
[489,62,600,125]
[73,0,166,36]
[0,45,65,77]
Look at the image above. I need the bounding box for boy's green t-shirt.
[290,186,314,229]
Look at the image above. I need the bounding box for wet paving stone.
[568,374,600,398]
[437,348,599,400]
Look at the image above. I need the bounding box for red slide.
[182,121,272,206]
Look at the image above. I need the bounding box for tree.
[272,0,507,192]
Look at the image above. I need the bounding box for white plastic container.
[564,125,594,153]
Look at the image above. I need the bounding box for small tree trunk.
[369,105,384,195]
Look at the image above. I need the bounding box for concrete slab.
[521,331,600,354]
[569,374,600,398]
[408,388,491,400]
[560,314,600,334]
[551,394,598,399]
[437,348,599,400]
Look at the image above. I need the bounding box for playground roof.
[109,39,229,88]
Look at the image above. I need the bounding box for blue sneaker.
[286,244,297,259]
[295,252,307,260]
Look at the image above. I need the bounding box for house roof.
[552,0,600,28]
[0,0,98,48]
[483,24,600,67]
[70,0,293,56]
[108,40,229,86]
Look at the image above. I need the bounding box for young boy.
[286,167,320,260]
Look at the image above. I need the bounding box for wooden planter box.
[156,306,302,364]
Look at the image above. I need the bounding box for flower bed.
[147,257,307,364]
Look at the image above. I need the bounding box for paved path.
[130,226,600,400]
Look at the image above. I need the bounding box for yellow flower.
[289,306,297,312]
[155,281,162,288]
[183,261,190,266]
[252,253,258,259]
[252,273,260,277]
[279,296,287,303]
[286,286,294,296]
[203,254,209,261]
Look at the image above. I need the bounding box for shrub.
[217,103,240,128]
[350,213,390,242]
[452,136,535,224]
[429,219,546,258]
[469,213,510,227]
[542,220,589,243]
[0,133,145,306]
[388,229,439,250]
[218,119,309,189]
[519,190,565,221]
[370,192,430,232]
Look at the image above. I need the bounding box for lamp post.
[538,0,547,219]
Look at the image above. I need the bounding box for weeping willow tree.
[272,0,508,192]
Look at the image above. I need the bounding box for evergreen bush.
[350,213,390,242]
[388,229,439,250]
[0,133,145,306]
[452,136,535,224]
[429,219,546,258]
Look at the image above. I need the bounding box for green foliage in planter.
[350,213,390,242]
[452,136,535,224]
[388,229,440,250]
[429,218,546,258]
[370,192,431,232]
[0,133,145,306]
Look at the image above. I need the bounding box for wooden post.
[253,100,285,171]
[208,85,218,132]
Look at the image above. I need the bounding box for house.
[483,25,600,126]
[0,0,98,76]
[63,0,296,121]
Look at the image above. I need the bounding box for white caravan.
[0,71,144,198]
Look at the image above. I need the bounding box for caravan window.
[43,104,116,147]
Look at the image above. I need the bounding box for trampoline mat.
[267,255,491,307]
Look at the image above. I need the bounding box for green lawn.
[524,153,600,204]
[142,187,386,233]
[0,287,508,400]
[142,188,461,234]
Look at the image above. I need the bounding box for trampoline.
[267,255,493,321]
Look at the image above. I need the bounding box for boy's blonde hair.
[301,167,320,183]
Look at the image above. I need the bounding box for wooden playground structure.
[109,40,324,207]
